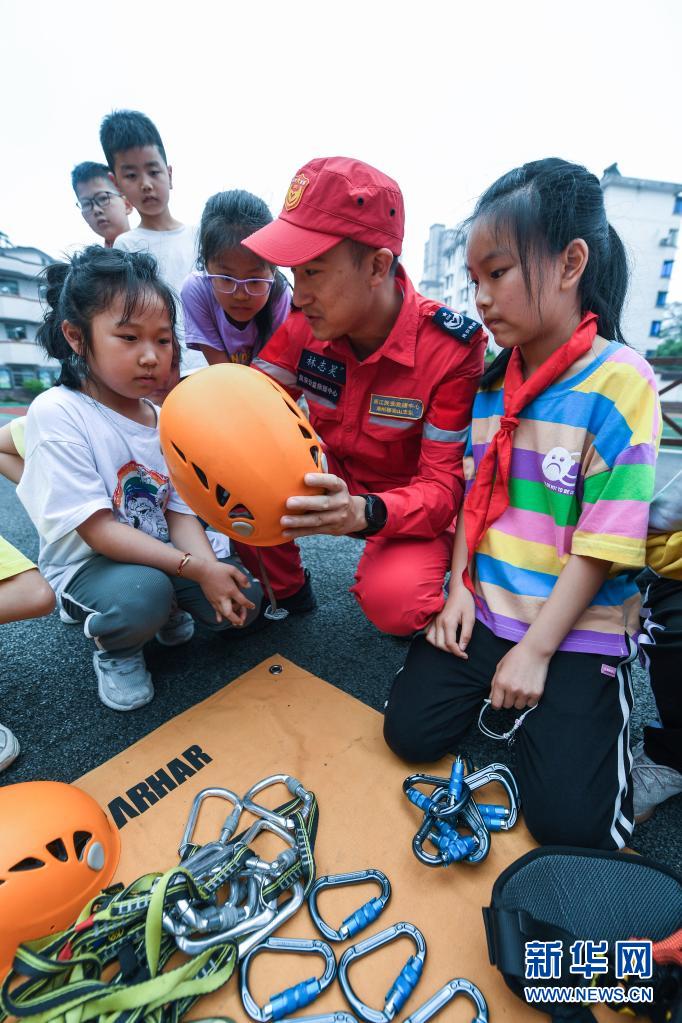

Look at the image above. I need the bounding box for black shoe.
[274,570,317,616]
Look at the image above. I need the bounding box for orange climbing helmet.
[0,781,120,979]
[159,364,325,546]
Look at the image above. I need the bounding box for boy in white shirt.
[100,109,205,374]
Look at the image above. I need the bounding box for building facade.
[420,165,682,353]
[601,165,681,353]
[0,232,59,392]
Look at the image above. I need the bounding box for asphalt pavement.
[0,435,680,871]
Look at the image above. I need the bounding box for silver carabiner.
[463,763,520,829]
[243,774,314,829]
[308,869,391,942]
[402,979,488,1023]
[240,936,336,1022]
[238,880,305,960]
[338,922,427,1023]
[178,787,243,859]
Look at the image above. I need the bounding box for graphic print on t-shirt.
[113,460,170,540]
[541,446,580,495]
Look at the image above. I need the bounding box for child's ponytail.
[36,262,82,387]
[468,158,631,387]
[36,246,179,390]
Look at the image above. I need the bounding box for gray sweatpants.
[60,554,262,657]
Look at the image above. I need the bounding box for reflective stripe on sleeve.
[252,358,298,388]
[422,421,470,443]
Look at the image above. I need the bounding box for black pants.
[383,620,636,849]
[640,575,682,773]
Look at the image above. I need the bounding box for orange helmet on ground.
[0,781,120,979]
[160,365,325,546]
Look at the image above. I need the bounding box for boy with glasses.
[72,161,132,248]
[100,109,205,373]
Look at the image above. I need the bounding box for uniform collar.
[325,265,420,367]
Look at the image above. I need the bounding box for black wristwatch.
[356,493,388,537]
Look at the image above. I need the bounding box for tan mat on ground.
[78,655,614,1022]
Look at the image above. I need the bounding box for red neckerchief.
[462,312,598,595]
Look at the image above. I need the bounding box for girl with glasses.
[181,190,291,367]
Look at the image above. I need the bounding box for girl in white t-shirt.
[18,246,262,712]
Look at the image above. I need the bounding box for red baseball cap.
[244,156,405,266]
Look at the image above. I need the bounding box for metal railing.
[649,356,682,448]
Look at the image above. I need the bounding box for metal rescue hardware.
[240,936,337,1021]
[0,773,319,1022]
[402,979,488,1023]
[403,756,520,866]
[308,869,392,942]
[338,922,427,1023]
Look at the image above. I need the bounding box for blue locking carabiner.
[402,979,488,1023]
[338,922,427,1023]
[308,869,391,942]
[240,936,337,1022]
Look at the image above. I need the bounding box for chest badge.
[369,394,424,420]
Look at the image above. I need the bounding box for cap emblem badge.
[284,173,310,212]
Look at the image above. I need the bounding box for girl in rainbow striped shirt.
[384,158,661,850]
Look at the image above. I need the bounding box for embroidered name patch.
[433,307,481,343]
[369,394,424,420]
[298,349,346,383]
[297,370,342,404]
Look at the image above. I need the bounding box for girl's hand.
[195,561,256,626]
[425,584,475,657]
[490,639,550,710]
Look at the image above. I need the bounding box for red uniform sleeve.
[379,333,485,538]
[251,317,303,398]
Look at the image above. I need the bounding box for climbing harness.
[338,922,427,1023]
[308,870,391,942]
[484,846,682,1022]
[403,757,519,867]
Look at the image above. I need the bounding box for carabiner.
[243,774,315,829]
[338,922,427,1023]
[402,979,488,1023]
[238,880,305,959]
[239,817,299,876]
[178,787,243,859]
[308,869,391,942]
[240,936,337,1022]
[463,763,520,830]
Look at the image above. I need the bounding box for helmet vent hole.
[73,831,93,860]
[282,398,302,418]
[229,503,254,520]
[46,838,69,862]
[172,443,187,463]
[10,856,44,872]
[298,424,313,440]
[191,463,209,490]
[216,485,231,507]
[310,445,320,467]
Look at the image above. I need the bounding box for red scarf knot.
[461,313,599,597]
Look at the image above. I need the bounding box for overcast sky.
[2,0,681,296]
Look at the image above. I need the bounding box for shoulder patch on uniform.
[433,307,481,343]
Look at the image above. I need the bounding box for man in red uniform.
[239,156,486,636]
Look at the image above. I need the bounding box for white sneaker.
[632,741,682,823]
[155,609,194,646]
[92,650,154,711]
[0,724,19,772]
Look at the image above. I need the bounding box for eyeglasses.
[204,273,274,298]
[76,191,121,214]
